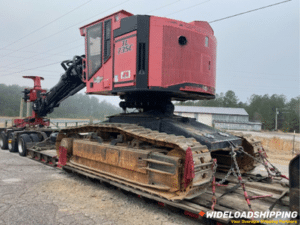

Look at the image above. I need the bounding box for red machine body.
[80,10,216,101]
[14,76,49,128]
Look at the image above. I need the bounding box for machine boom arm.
[33,55,85,117]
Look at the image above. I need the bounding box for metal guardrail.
[2,120,11,128]
[1,119,92,128]
[51,121,90,128]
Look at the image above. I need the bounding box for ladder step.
[143,159,174,167]
[191,146,207,151]
[142,167,174,175]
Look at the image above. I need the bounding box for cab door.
[113,31,137,88]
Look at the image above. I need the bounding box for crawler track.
[55,123,213,201]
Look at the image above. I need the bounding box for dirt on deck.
[240,132,299,166]
[257,137,298,166]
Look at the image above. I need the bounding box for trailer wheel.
[8,133,18,153]
[0,132,8,150]
[18,134,32,157]
[30,133,40,142]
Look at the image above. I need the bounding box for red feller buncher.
[0,10,298,212]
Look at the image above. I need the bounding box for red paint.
[14,76,49,128]
[23,76,43,90]
[14,117,50,128]
[249,194,273,200]
[148,16,216,95]
[199,211,205,217]
[157,202,165,207]
[280,174,289,180]
[58,146,68,166]
[114,82,135,88]
[114,32,137,88]
[183,147,195,189]
[79,10,133,36]
[81,11,216,99]
[184,211,199,218]
[23,76,47,102]
[80,11,133,94]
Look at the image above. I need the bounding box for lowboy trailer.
[0,10,299,224]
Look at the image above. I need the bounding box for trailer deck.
[22,147,297,225]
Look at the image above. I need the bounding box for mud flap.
[289,154,299,216]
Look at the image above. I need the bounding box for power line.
[0,0,129,76]
[209,0,292,23]
[166,0,210,16]
[1,73,62,80]
[0,48,73,56]
[1,44,82,71]
[146,0,180,14]
[1,0,293,83]
[0,0,130,60]
[223,76,298,82]
[0,39,82,68]
[3,52,69,58]
[0,61,63,77]
[0,44,83,72]
[0,59,64,71]
[2,69,63,74]
[217,83,298,89]
[0,0,93,51]
[220,70,298,79]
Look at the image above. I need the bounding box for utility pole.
[275,108,278,131]
[292,130,295,155]
[19,97,24,118]
[26,102,30,117]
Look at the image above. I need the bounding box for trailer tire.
[8,133,18,153]
[0,132,8,150]
[18,134,32,157]
[29,133,40,142]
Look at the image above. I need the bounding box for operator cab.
[80,10,217,110]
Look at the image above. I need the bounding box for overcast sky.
[0,0,298,107]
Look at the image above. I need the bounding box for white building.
[174,106,262,131]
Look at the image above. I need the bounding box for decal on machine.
[114,75,118,82]
[118,39,133,54]
[93,76,103,83]
[121,70,131,79]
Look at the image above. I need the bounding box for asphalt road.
[0,150,202,225]
[0,150,111,225]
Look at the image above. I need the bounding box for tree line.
[0,84,121,120]
[177,90,300,132]
[1,84,299,132]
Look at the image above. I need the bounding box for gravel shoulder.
[0,150,202,225]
